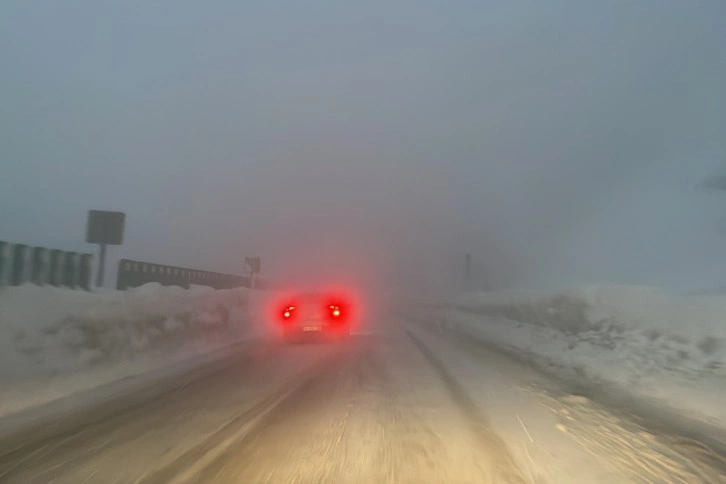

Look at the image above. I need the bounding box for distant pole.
[244,256,261,290]
[96,243,107,287]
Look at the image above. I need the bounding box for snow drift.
[0,283,256,418]
[424,286,726,430]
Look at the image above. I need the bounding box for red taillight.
[281,305,295,321]
[328,304,343,320]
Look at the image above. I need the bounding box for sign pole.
[96,243,107,287]
[244,256,261,290]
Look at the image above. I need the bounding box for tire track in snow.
[404,328,528,484]
[139,346,353,484]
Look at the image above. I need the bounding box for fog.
[2,1,725,296]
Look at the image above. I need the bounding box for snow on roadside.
[423,286,726,430]
[0,283,256,418]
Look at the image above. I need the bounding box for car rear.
[279,294,351,342]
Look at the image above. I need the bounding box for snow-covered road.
[0,317,724,483]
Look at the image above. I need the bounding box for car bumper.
[283,323,350,341]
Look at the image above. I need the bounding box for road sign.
[86,210,125,245]
[245,257,261,274]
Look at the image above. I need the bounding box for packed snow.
[415,286,726,432]
[0,283,261,419]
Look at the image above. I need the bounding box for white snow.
[424,285,726,431]
[0,283,261,418]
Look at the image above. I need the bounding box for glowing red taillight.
[328,304,343,320]
[281,305,295,321]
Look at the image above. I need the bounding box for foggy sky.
[2,1,725,294]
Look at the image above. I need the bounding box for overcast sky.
[2,1,725,293]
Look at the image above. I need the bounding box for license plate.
[303,326,322,332]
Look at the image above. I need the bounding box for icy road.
[0,319,724,483]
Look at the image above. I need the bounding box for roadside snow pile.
[436,286,726,429]
[0,283,253,418]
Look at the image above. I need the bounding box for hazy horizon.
[2,1,725,294]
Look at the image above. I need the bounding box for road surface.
[0,318,724,483]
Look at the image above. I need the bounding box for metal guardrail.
[0,241,92,290]
[0,242,270,292]
[116,259,249,290]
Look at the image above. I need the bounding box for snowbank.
[0,283,255,418]
[428,286,726,430]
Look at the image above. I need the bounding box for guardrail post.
[0,242,11,286]
[32,247,49,285]
[116,259,127,290]
[64,252,79,288]
[80,254,93,290]
[11,244,30,286]
[49,250,65,286]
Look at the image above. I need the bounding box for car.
[277,292,351,343]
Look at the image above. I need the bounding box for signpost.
[86,210,125,288]
[245,256,261,289]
